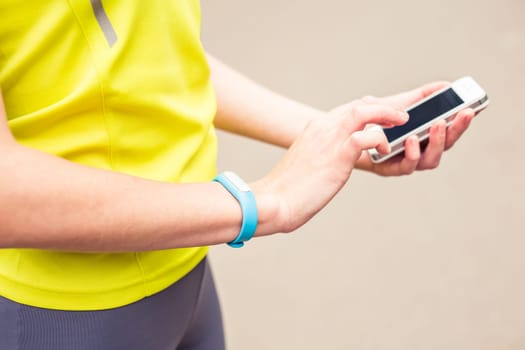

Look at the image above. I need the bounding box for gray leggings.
[0,257,225,350]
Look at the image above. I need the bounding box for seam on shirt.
[133,253,149,297]
[65,0,116,170]
[0,272,143,294]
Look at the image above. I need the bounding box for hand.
[354,82,476,176]
[253,99,409,233]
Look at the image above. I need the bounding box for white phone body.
[368,76,489,163]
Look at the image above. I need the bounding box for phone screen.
[384,88,463,142]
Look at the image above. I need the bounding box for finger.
[345,129,390,155]
[445,108,474,150]
[417,120,447,169]
[343,104,408,132]
[360,95,384,105]
[419,81,451,97]
[382,81,450,110]
[378,136,420,176]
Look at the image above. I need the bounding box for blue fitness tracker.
[213,171,258,248]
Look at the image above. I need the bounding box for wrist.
[250,178,285,236]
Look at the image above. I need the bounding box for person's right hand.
[252,99,409,234]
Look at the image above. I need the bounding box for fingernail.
[399,111,409,120]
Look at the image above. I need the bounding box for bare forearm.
[207,55,380,171]
[0,72,419,253]
[208,54,324,148]
[0,142,278,251]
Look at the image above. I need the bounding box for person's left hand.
[355,81,476,176]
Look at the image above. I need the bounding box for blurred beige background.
[201,0,525,349]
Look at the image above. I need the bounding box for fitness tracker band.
[213,171,258,248]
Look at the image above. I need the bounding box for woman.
[0,1,474,349]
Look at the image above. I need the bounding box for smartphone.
[367,76,489,163]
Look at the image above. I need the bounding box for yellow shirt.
[0,0,216,310]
